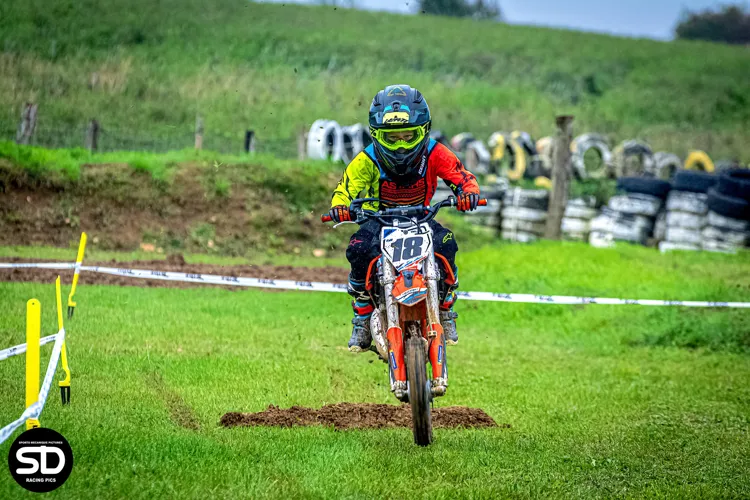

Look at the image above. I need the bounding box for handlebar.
[321,197,487,225]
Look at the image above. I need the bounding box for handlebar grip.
[478,198,488,207]
[321,214,333,223]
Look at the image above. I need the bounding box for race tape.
[0,329,65,445]
[0,262,76,269]
[0,333,59,362]
[2,262,750,309]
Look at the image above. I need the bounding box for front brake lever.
[333,220,358,229]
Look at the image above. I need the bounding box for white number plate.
[381,225,432,271]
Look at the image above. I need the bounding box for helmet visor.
[372,125,427,152]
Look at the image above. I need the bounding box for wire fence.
[0,118,298,158]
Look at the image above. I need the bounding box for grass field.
[1,1,749,160]
[1,241,749,497]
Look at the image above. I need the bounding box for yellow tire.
[684,150,715,172]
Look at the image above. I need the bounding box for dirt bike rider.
[328,84,481,352]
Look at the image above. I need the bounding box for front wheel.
[405,323,433,446]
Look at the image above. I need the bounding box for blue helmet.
[369,84,432,178]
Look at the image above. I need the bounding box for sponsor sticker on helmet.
[383,111,410,125]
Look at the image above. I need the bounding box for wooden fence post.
[85,120,100,151]
[544,115,574,240]
[15,103,38,145]
[243,130,255,153]
[195,115,204,150]
[297,126,307,161]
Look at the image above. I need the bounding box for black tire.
[717,169,750,201]
[616,177,671,199]
[671,170,717,194]
[707,188,750,221]
[405,325,432,447]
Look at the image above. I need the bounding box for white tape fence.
[0,329,65,445]
[2,261,750,309]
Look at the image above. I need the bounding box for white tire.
[561,217,590,234]
[665,227,702,246]
[702,240,739,254]
[665,211,706,230]
[608,194,662,217]
[564,205,598,220]
[589,231,615,248]
[501,206,547,222]
[707,211,749,232]
[501,230,538,243]
[701,226,748,246]
[666,191,708,215]
[501,218,546,235]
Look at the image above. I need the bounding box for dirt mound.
[0,257,349,290]
[220,403,505,430]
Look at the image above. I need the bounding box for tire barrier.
[511,131,547,178]
[488,131,526,180]
[341,124,372,164]
[613,140,654,178]
[671,169,717,194]
[535,136,554,173]
[562,197,598,241]
[666,191,709,215]
[684,150,715,172]
[571,134,613,179]
[464,140,491,176]
[589,177,667,247]
[501,187,549,243]
[652,152,682,180]
[307,119,345,162]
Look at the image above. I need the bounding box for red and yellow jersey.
[331,139,480,211]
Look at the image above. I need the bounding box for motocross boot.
[348,315,372,352]
[440,310,459,345]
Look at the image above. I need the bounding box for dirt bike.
[322,196,487,446]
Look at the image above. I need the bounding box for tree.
[675,5,750,45]
[418,0,503,21]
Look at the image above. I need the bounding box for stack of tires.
[658,171,715,252]
[703,169,750,253]
[588,177,670,248]
[501,188,549,243]
[561,197,597,241]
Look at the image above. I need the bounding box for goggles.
[371,124,427,152]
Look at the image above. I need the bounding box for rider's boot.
[347,279,373,352]
[440,288,459,345]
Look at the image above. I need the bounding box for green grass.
[1,1,749,161]
[1,241,749,497]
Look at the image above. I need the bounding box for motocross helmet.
[369,84,431,178]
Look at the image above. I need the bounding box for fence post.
[85,120,100,151]
[15,103,38,145]
[544,115,574,240]
[244,130,255,153]
[297,126,307,161]
[195,115,204,150]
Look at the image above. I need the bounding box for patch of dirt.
[220,403,506,430]
[0,256,349,290]
[147,371,201,431]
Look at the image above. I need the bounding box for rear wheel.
[405,322,432,446]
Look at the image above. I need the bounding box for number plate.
[381,224,433,271]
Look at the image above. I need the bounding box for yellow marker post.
[25,299,41,430]
[67,232,87,319]
[56,277,71,405]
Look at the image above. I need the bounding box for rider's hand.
[329,205,352,223]
[457,193,480,212]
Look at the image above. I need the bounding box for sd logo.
[8,427,73,493]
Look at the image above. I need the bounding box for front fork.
[383,253,448,397]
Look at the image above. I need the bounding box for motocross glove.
[457,193,480,212]
[329,205,352,223]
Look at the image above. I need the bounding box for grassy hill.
[1,0,749,160]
